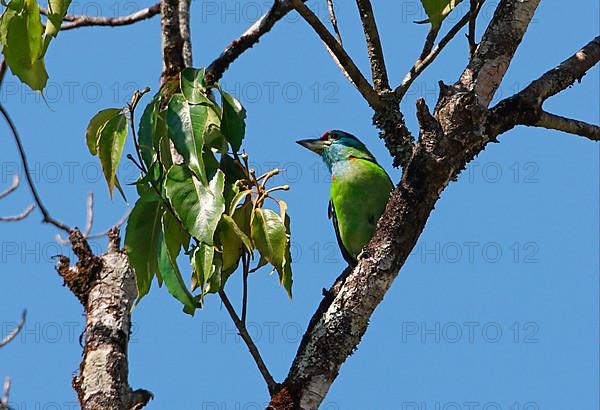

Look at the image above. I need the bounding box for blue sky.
[1,1,598,409]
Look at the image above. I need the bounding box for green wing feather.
[328,200,356,266]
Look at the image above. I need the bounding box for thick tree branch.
[459,0,540,106]
[487,36,600,139]
[39,4,160,31]
[289,0,383,110]
[57,228,153,410]
[0,103,70,232]
[355,0,390,92]
[269,1,542,408]
[178,0,193,66]
[161,0,186,84]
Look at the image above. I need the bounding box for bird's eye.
[329,133,340,141]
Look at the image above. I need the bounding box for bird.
[297,130,393,266]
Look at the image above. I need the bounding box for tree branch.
[57,228,153,410]
[0,310,26,348]
[206,0,299,85]
[290,0,383,110]
[39,3,160,31]
[533,111,600,141]
[487,36,600,139]
[458,0,541,106]
[0,103,71,232]
[355,0,390,92]
[0,204,35,222]
[218,290,278,395]
[269,1,543,408]
[396,10,470,100]
[161,0,186,84]
[327,0,343,45]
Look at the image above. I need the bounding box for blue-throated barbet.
[297,130,393,265]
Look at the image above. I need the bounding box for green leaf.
[85,108,121,155]
[159,211,197,315]
[97,113,128,197]
[164,165,225,245]
[43,0,71,51]
[166,94,209,184]
[191,243,214,294]
[207,252,223,294]
[251,208,286,273]
[138,96,165,169]
[180,67,213,105]
[1,0,48,90]
[125,190,164,301]
[418,0,463,28]
[221,214,253,254]
[219,89,246,152]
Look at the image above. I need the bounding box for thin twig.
[355,0,389,92]
[0,204,35,222]
[327,0,343,45]
[56,208,132,245]
[533,111,600,141]
[0,175,19,200]
[395,10,471,100]
[83,192,94,237]
[0,310,26,348]
[39,3,160,31]
[468,0,484,57]
[1,376,10,410]
[205,0,299,85]
[0,104,70,232]
[290,0,383,110]
[218,289,277,394]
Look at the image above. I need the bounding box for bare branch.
[0,310,26,348]
[468,0,484,57]
[327,0,343,45]
[1,376,10,410]
[0,103,70,232]
[487,36,600,139]
[355,0,390,92]
[396,11,470,100]
[218,290,278,395]
[83,192,94,237]
[0,175,19,200]
[0,204,35,222]
[534,112,600,141]
[39,3,160,31]
[206,0,298,85]
[290,0,383,110]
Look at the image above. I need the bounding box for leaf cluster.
[85,68,293,314]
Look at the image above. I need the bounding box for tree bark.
[56,229,152,410]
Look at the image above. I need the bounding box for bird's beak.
[296,138,331,154]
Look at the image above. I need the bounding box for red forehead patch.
[320,131,330,140]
